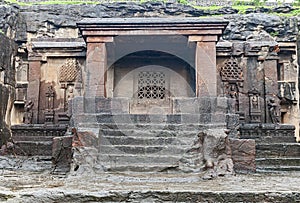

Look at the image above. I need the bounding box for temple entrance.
[111,50,195,114]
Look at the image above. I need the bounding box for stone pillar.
[264,58,278,96]
[27,59,41,124]
[190,36,218,97]
[85,37,113,98]
[264,57,280,123]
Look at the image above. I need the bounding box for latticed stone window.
[220,57,244,112]
[137,71,166,100]
[220,57,243,82]
[59,58,81,83]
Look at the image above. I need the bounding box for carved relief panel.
[220,57,244,112]
[58,58,82,112]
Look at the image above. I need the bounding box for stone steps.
[13,135,54,142]
[13,141,53,156]
[256,157,300,166]
[74,113,226,125]
[99,154,181,165]
[255,143,300,172]
[256,143,300,158]
[11,124,68,157]
[240,135,296,143]
[92,121,205,172]
[99,145,192,155]
[101,135,193,146]
[104,164,179,172]
[239,123,299,172]
[99,129,198,138]
[71,105,228,172]
[77,122,222,131]
[256,166,300,172]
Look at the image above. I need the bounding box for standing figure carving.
[268,98,280,124]
[23,100,34,124]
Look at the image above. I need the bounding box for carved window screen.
[59,58,81,83]
[220,58,243,82]
[137,71,166,100]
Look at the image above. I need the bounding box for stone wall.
[0,33,16,148]
[0,1,299,139]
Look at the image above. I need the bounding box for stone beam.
[81,30,223,36]
[78,17,228,39]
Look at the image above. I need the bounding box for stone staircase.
[75,114,226,172]
[240,123,300,172]
[11,124,68,157]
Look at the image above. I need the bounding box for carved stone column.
[85,37,113,97]
[190,36,218,97]
[264,56,280,123]
[27,59,41,123]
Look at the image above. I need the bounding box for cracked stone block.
[229,138,256,173]
[52,135,73,174]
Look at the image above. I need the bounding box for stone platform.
[0,166,300,202]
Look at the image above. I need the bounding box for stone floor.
[1,157,300,202]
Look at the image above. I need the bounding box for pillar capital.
[86,36,114,43]
[188,35,218,42]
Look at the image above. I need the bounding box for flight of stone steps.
[76,114,226,172]
[240,124,300,172]
[11,124,68,157]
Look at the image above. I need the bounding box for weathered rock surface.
[0,33,16,149]
[179,129,234,179]
[223,13,298,42]
[0,156,52,171]
[0,2,298,42]
[0,168,300,202]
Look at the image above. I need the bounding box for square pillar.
[264,59,278,96]
[264,58,280,123]
[195,41,217,97]
[85,42,107,97]
[27,59,41,123]
[85,37,113,98]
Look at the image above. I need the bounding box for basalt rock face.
[0,4,24,40]
[223,13,298,42]
[0,33,16,151]
[0,2,298,42]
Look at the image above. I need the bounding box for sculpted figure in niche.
[268,98,280,124]
[23,100,34,124]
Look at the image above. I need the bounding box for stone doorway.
[112,50,196,114]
